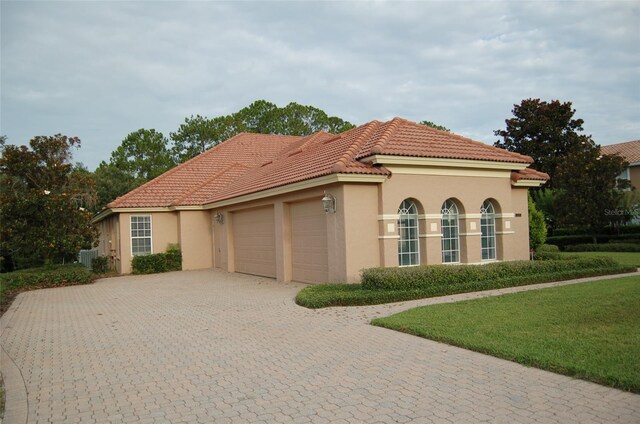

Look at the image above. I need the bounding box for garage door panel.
[233,207,276,278]
[291,200,328,283]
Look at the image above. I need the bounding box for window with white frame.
[398,199,420,266]
[441,199,460,263]
[131,215,152,256]
[481,200,496,261]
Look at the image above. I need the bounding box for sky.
[1,1,639,171]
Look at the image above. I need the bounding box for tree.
[170,100,356,162]
[110,129,175,181]
[420,120,450,132]
[531,188,558,234]
[494,99,595,186]
[554,148,628,241]
[93,161,141,212]
[0,135,98,270]
[528,194,547,250]
[171,115,244,163]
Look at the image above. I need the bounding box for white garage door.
[233,206,276,278]
[291,200,328,283]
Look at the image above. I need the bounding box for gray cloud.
[2,1,638,170]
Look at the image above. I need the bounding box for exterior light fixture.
[214,211,224,224]
[322,192,336,214]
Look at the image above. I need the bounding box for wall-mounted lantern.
[322,192,336,214]
[214,211,224,224]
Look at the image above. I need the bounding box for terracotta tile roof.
[357,118,534,164]
[105,118,541,210]
[107,133,302,208]
[511,168,550,182]
[601,140,640,164]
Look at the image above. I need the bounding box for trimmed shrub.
[565,243,640,253]
[165,244,182,272]
[131,245,182,275]
[528,195,547,250]
[91,256,110,273]
[360,258,630,291]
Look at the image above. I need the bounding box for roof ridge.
[171,161,242,206]
[369,117,405,154]
[331,121,380,172]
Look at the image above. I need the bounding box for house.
[601,140,640,189]
[93,118,548,283]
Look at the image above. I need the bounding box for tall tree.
[170,100,355,163]
[420,120,450,132]
[494,99,595,186]
[0,135,98,270]
[170,115,244,163]
[93,161,141,212]
[110,129,175,181]
[554,148,628,240]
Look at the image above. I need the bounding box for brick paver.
[1,269,639,423]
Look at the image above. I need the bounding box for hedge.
[360,258,631,291]
[552,225,640,236]
[564,243,640,253]
[546,234,640,249]
[131,245,182,275]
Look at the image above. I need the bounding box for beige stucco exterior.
[629,165,640,190]
[96,163,538,282]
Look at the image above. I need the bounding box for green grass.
[372,276,640,393]
[559,251,640,267]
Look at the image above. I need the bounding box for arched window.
[481,200,496,261]
[441,199,460,263]
[398,199,419,266]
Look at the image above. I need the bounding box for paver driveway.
[1,270,639,424]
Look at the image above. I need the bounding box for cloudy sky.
[2,1,638,170]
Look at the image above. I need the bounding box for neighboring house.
[93,118,548,283]
[601,140,640,190]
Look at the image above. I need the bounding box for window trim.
[130,215,153,256]
[397,199,420,267]
[441,199,460,264]
[480,200,497,261]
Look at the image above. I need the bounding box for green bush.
[533,244,569,260]
[565,243,640,253]
[361,258,628,291]
[165,244,182,271]
[528,195,547,250]
[91,256,110,273]
[131,245,182,275]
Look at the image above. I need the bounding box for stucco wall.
[117,212,179,274]
[342,184,380,282]
[377,169,530,265]
[630,165,640,190]
[178,210,213,271]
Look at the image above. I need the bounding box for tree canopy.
[494,99,596,186]
[495,98,629,236]
[420,120,450,132]
[0,135,97,270]
[170,100,355,162]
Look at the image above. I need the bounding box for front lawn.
[372,276,640,393]
[559,251,640,268]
